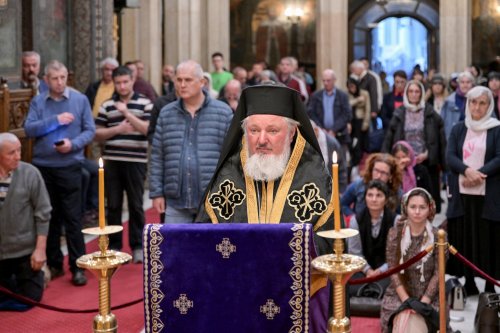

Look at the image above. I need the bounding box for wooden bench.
[0,78,37,162]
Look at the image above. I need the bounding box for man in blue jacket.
[25,60,95,286]
[149,60,233,223]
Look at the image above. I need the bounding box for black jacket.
[381,104,447,168]
[446,122,500,221]
[84,80,102,109]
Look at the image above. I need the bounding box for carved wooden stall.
[0,78,37,162]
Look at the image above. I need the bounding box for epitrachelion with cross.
[142,223,328,333]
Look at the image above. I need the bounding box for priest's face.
[245,114,295,156]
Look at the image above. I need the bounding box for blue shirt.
[25,87,96,167]
[322,89,336,130]
[167,101,202,210]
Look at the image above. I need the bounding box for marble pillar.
[205,0,230,71]
[139,0,162,91]
[316,0,348,89]
[120,1,167,92]
[439,0,472,77]
[164,0,229,72]
[120,8,140,63]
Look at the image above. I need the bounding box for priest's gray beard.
[244,137,291,181]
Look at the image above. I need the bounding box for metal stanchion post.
[437,229,447,333]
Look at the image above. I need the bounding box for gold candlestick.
[312,229,366,332]
[77,226,132,333]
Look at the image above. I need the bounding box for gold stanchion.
[311,229,366,333]
[77,226,132,333]
[437,229,447,333]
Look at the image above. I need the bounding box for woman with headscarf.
[380,188,451,333]
[392,141,417,194]
[446,86,500,295]
[392,140,432,195]
[382,80,447,213]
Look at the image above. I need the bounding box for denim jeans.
[164,205,197,223]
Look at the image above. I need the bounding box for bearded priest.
[196,83,337,255]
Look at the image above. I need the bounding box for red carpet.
[1,208,381,332]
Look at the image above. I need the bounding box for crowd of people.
[1,49,499,332]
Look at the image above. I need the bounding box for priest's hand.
[153,197,166,214]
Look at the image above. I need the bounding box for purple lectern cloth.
[143,223,328,333]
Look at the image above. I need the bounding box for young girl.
[380,188,450,332]
[391,141,431,194]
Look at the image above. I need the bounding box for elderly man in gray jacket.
[149,60,233,223]
[0,133,51,311]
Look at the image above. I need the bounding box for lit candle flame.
[332,151,337,164]
[99,157,103,168]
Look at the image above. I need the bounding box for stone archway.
[349,0,439,72]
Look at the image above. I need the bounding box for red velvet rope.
[0,284,143,313]
[451,250,500,287]
[349,248,431,285]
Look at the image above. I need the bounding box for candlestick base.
[312,229,366,333]
[317,228,359,239]
[77,227,131,333]
[82,225,123,236]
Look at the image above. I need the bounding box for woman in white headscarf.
[382,80,447,213]
[446,86,500,295]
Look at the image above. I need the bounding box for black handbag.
[356,282,384,299]
[474,292,500,333]
[349,282,385,318]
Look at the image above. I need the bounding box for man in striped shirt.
[94,66,152,263]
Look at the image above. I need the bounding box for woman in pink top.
[446,86,500,295]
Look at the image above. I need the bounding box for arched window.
[371,16,428,86]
